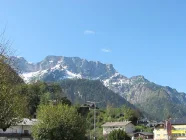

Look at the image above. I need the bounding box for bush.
[108,129,130,140]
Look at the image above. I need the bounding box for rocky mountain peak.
[130,75,149,84]
[13,55,117,82]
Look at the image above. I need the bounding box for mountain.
[11,55,116,81]
[58,79,134,108]
[12,55,186,120]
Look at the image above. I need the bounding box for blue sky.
[1,0,186,92]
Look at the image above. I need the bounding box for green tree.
[135,125,153,133]
[118,106,140,125]
[137,138,144,140]
[108,129,130,140]
[32,104,86,140]
[0,36,28,131]
[17,82,71,116]
[40,92,51,105]
[0,85,27,131]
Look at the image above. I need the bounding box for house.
[153,122,168,140]
[154,118,186,140]
[137,118,158,128]
[131,132,153,140]
[170,118,186,140]
[101,121,135,136]
[0,118,37,140]
[146,120,158,128]
[137,118,149,126]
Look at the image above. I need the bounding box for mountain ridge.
[12,55,186,120]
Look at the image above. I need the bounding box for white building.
[102,121,135,136]
[0,118,37,140]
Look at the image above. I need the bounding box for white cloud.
[101,48,111,53]
[84,30,95,35]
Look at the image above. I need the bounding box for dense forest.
[59,79,134,108]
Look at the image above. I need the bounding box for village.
[0,116,186,140]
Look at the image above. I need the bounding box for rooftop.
[170,118,186,125]
[134,132,153,136]
[17,118,38,126]
[102,121,131,127]
[155,118,186,128]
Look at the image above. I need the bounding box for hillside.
[12,55,186,120]
[58,79,133,108]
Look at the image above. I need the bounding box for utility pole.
[93,102,96,140]
[165,119,171,140]
[87,101,103,140]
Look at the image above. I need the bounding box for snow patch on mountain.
[103,72,131,87]
[22,70,48,83]
[51,64,61,70]
[65,70,82,79]
[22,67,83,83]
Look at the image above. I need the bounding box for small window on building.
[24,130,29,134]
[157,134,160,136]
